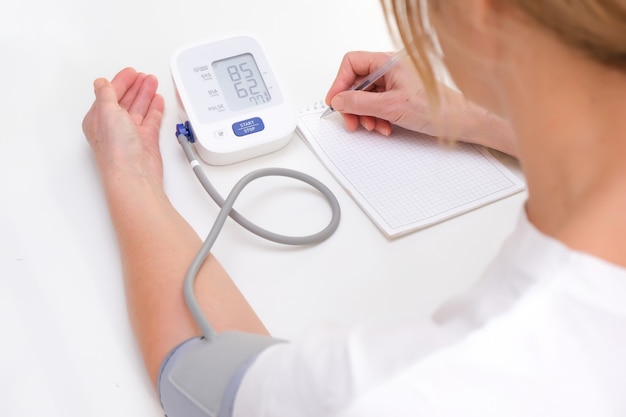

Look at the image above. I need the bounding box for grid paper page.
[297,106,525,238]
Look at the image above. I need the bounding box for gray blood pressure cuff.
[158,332,284,417]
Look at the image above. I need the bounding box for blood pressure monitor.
[171,36,296,165]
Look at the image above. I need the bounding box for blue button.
[232,117,265,137]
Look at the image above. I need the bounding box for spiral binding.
[300,100,328,113]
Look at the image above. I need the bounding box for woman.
[82,0,626,415]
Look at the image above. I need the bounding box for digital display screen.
[212,53,271,112]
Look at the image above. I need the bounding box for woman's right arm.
[325,51,518,157]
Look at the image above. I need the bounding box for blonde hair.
[380,0,440,104]
[381,0,626,101]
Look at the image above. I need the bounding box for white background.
[0,1,525,415]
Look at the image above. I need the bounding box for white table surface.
[0,0,526,415]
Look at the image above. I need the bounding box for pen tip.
[320,107,334,119]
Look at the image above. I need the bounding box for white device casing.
[170,35,296,165]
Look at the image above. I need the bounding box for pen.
[321,48,408,119]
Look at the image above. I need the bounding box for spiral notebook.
[296,102,525,239]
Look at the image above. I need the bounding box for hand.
[325,51,435,136]
[82,67,165,184]
[325,51,518,156]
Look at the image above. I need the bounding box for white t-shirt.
[234,212,626,416]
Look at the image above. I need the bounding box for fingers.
[93,77,119,105]
[110,67,140,103]
[340,113,392,136]
[330,89,385,119]
[143,93,165,132]
[106,68,160,125]
[128,74,160,125]
[340,113,360,132]
[325,51,399,137]
[356,116,392,136]
[325,51,395,106]
[83,77,119,142]
[372,118,392,136]
[84,68,163,145]
[118,72,148,110]
[359,115,376,131]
